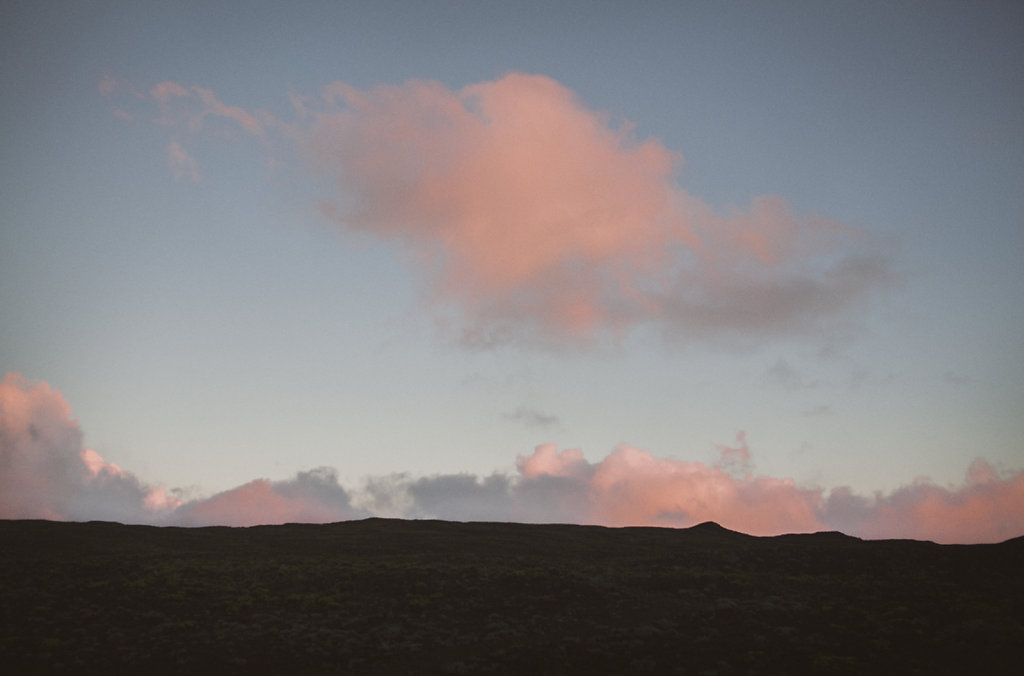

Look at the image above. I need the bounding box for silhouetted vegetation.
[1,518,1021,673]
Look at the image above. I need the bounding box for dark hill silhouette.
[684,520,771,539]
[686,520,742,535]
[770,529,862,543]
[1,518,1020,674]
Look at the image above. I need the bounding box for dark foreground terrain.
[1,519,1021,674]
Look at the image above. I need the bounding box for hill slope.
[1,518,1021,674]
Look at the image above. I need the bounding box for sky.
[2,1,1023,542]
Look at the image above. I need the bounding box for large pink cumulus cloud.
[304,73,888,346]
[4,374,1021,543]
[124,73,890,347]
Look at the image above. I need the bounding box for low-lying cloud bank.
[3,373,1021,543]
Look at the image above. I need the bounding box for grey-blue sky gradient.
[1,1,1022,539]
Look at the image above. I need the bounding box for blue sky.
[1,1,1022,538]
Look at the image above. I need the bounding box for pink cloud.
[130,73,889,347]
[174,468,362,527]
[0,373,178,522]
[0,373,78,519]
[822,459,1024,543]
[714,430,753,478]
[166,141,200,182]
[302,73,889,347]
[515,441,826,536]
[509,442,1024,543]
[98,76,135,119]
[98,74,117,97]
[6,373,1019,543]
[517,443,590,479]
[0,373,359,526]
[81,447,126,478]
[150,81,265,136]
[151,80,188,108]
[190,85,265,137]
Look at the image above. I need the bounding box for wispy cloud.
[97,74,117,97]
[115,73,892,349]
[942,370,974,386]
[766,358,817,391]
[166,141,200,182]
[504,406,560,428]
[97,75,135,120]
[4,374,1021,543]
[151,81,265,137]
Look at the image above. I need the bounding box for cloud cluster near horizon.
[4,373,1022,544]
[0,373,180,524]
[105,73,890,348]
